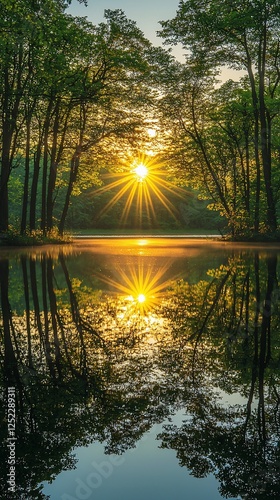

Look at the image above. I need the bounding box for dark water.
[1,238,280,500]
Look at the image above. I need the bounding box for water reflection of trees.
[0,250,280,498]
[159,253,280,499]
[0,252,173,499]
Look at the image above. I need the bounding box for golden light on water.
[96,258,178,314]
[93,153,185,227]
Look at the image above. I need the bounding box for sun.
[134,163,148,181]
[91,152,186,228]
[137,293,146,304]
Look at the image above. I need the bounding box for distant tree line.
[0,0,280,239]
[66,183,223,230]
[8,165,224,230]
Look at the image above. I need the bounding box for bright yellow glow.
[134,163,148,180]
[91,152,186,228]
[145,149,156,156]
[96,258,180,315]
[137,239,148,246]
[147,128,157,138]
[137,293,146,303]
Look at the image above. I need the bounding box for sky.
[67,0,242,81]
[68,0,185,59]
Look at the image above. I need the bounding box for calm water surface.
[0,238,280,499]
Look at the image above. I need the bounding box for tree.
[0,0,88,233]
[0,2,163,236]
[159,0,280,233]
[0,0,36,232]
[57,9,157,234]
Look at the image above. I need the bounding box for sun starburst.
[134,163,148,181]
[92,153,185,227]
[96,257,179,314]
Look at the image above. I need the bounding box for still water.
[0,238,280,500]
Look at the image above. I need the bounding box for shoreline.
[1,234,280,250]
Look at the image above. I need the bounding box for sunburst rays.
[92,153,185,227]
[134,163,148,180]
[97,258,179,314]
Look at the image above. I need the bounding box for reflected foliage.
[159,253,280,499]
[0,247,280,498]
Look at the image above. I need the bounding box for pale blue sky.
[68,0,181,49]
[68,0,241,80]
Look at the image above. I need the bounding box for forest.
[0,0,280,240]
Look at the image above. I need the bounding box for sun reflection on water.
[96,258,179,316]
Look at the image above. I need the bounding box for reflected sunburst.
[96,258,179,315]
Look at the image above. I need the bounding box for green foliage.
[158,0,280,236]
[1,0,280,241]
[0,1,167,237]
[65,183,224,230]
[0,227,71,246]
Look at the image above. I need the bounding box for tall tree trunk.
[30,109,52,232]
[21,116,31,234]
[29,141,42,231]
[46,104,60,231]
[0,45,26,232]
[0,157,10,232]
[58,150,80,235]
[58,104,86,235]
[41,121,50,234]
[47,101,72,232]
[40,100,54,234]
[0,123,12,232]
[258,21,277,231]
[244,41,262,232]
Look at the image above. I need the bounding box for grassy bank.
[0,227,223,247]
[71,228,222,236]
[224,230,280,243]
[0,228,72,247]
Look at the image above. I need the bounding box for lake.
[1,238,280,499]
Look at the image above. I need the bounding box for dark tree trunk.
[29,141,42,231]
[258,25,277,231]
[0,120,12,232]
[46,101,71,231]
[41,121,50,234]
[21,117,31,234]
[58,151,80,234]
